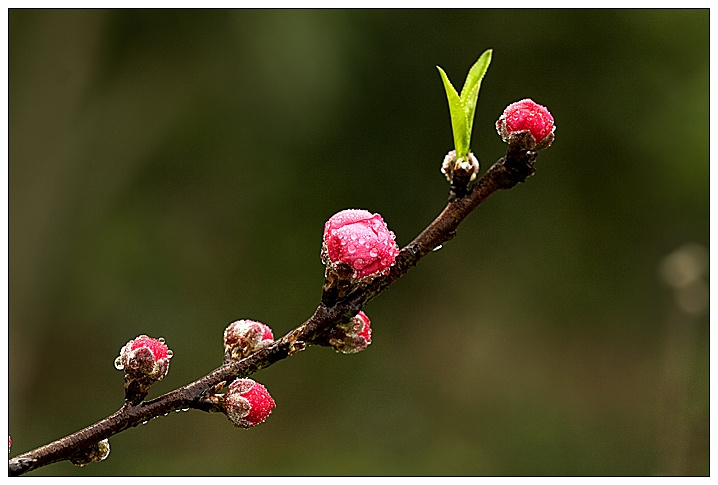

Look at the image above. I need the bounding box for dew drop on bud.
[114,357,124,370]
[166,350,174,358]
[158,337,165,344]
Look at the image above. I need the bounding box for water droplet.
[432,245,443,252]
[166,350,174,358]
[350,233,358,241]
[142,420,148,425]
[175,409,182,413]
[369,248,379,258]
[354,258,365,269]
[114,357,124,370]
[158,337,165,344]
[182,407,190,412]
[347,244,356,254]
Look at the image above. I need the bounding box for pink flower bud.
[496,98,555,150]
[223,378,276,429]
[322,209,400,279]
[329,310,372,354]
[116,335,172,381]
[223,320,274,362]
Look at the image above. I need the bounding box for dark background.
[8,9,709,476]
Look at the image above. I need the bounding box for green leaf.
[460,49,492,140]
[437,65,469,158]
[437,49,493,159]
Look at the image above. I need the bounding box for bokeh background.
[8,9,709,476]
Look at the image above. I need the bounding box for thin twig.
[8,147,537,476]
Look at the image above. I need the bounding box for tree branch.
[8,146,538,476]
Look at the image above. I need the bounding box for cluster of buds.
[223,319,274,362]
[218,320,277,428]
[321,209,400,283]
[112,322,279,431]
[106,207,400,438]
[327,311,372,354]
[115,335,172,404]
[496,98,555,151]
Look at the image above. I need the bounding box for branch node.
[68,439,110,467]
[498,144,538,189]
[321,262,354,306]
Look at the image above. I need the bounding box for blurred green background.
[8,9,709,476]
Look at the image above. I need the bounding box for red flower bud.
[322,209,400,280]
[116,335,172,381]
[329,311,372,354]
[223,378,276,429]
[496,98,555,150]
[223,320,274,362]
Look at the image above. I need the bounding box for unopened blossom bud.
[224,319,274,362]
[69,439,110,467]
[116,335,172,381]
[116,335,173,404]
[441,149,479,183]
[223,378,276,429]
[328,311,372,354]
[322,209,400,280]
[496,98,555,150]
